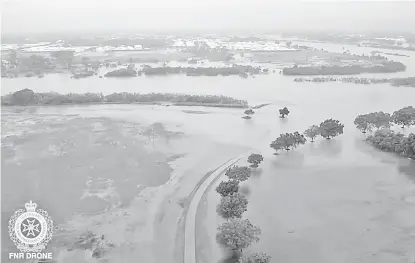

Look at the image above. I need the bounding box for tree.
[216,192,248,219]
[304,125,320,142]
[279,107,290,118]
[11,88,35,105]
[319,119,344,139]
[225,166,251,182]
[391,106,415,128]
[216,180,240,197]
[247,154,264,168]
[270,132,306,152]
[354,114,373,133]
[354,112,391,133]
[292,131,307,146]
[269,138,284,154]
[244,109,255,116]
[216,218,261,252]
[240,252,271,263]
[370,112,391,130]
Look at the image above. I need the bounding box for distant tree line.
[1,89,248,107]
[283,62,406,76]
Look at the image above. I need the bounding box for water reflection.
[218,250,240,263]
[239,184,251,197]
[397,159,415,183]
[308,138,343,158]
[354,137,397,165]
[251,167,263,177]
[278,117,288,125]
[270,150,305,168]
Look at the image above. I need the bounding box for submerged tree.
[247,153,264,168]
[216,192,248,219]
[279,107,290,118]
[354,112,391,133]
[354,114,374,133]
[244,109,255,116]
[216,180,240,197]
[391,106,415,128]
[304,125,320,142]
[319,119,344,139]
[270,132,306,152]
[225,166,252,182]
[370,112,391,130]
[216,218,261,252]
[269,138,285,155]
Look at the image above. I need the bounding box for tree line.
[270,119,345,154]
[1,89,248,107]
[215,154,271,263]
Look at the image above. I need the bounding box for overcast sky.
[1,0,415,34]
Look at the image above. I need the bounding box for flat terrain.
[1,106,249,263]
[1,39,415,263]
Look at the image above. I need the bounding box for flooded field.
[1,41,415,263]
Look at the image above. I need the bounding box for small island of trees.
[354,106,415,160]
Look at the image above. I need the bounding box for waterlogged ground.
[0,106,249,263]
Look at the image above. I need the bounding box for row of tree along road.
[243,106,414,158]
[215,154,270,263]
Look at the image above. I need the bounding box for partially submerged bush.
[366,129,415,159]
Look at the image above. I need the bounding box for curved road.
[184,154,246,263]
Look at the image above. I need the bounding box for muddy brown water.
[1,42,415,262]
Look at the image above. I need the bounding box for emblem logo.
[8,200,53,253]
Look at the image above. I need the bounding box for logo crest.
[8,200,53,253]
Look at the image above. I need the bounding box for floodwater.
[1,42,415,263]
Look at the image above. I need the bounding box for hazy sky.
[1,0,415,34]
